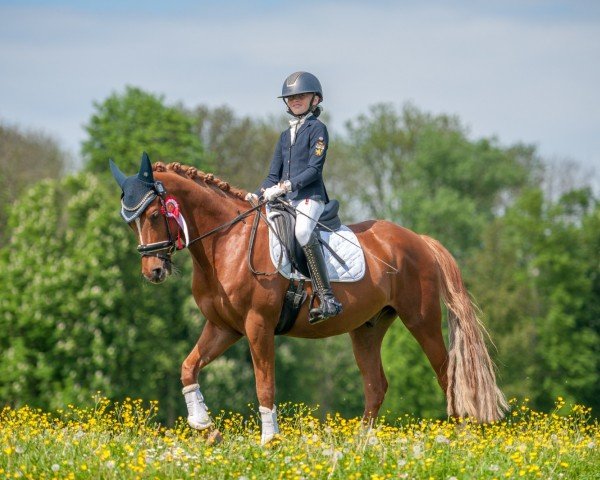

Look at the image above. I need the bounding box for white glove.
[245,192,259,204]
[262,184,286,201]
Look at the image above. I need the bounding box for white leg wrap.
[182,383,212,430]
[259,405,279,445]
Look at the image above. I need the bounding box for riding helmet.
[278,71,323,101]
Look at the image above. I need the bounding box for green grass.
[0,397,598,479]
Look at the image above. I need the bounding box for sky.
[1,0,599,179]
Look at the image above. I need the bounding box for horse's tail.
[420,235,508,422]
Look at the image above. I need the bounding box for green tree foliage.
[82,86,207,174]
[470,187,600,413]
[190,105,284,191]
[0,173,199,422]
[0,121,67,238]
[336,103,540,258]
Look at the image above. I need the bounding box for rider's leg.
[293,198,324,247]
[294,199,342,323]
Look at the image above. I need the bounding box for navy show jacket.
[256,116,330,203]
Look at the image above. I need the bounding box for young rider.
[247,71,342,324]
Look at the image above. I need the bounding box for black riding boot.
[302,234,343,324]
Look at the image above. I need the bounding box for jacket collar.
[287,114,315,144]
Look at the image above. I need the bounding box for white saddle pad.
[266,209,365,282]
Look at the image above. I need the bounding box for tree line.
[0,86,597,423]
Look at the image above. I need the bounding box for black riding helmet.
[279,71,323,117]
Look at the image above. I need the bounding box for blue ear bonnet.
[109,152,162,223]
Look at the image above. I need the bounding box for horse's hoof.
[207,429,223,445]
[187,416,213,431]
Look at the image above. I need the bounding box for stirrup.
[309,295,343,324]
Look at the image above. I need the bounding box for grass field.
[0,396,598,479]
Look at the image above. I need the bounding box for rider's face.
[285,93,318,115]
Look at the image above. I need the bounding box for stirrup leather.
[302,234,343,323]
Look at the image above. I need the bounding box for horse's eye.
[151,211,160,220]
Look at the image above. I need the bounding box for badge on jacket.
[314,137,326,156]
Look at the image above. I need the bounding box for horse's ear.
[109,158,127,189]
[137,151,155,183]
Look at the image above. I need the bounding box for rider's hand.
[262,184,286,202]
[245,192,259,204]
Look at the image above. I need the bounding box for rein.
[187,202,266,246]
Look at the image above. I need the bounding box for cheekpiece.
[109,152,159,223]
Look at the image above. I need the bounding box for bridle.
[135,182,180,260]
[135,180,267,261]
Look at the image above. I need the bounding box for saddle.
[268,200,342,278]
[269,200,342,335]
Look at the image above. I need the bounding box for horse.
[110,154,507,444]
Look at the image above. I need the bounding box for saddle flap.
[266,203,365,283]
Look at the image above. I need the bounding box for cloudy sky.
[1,0,599,176]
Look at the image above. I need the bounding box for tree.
[82,86,207,175]
[0,121,67,239]
[469,187,600,412]
[337,103,540,259]
[0,173,198,423]
[189,105,283,192]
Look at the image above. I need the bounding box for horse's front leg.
[181,320,241,430]
[246,313,278,445]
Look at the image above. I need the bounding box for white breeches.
[292,198,324,246]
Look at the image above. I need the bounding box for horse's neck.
[185,185,243,236]
[177,183,250,265]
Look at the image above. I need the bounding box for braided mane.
[153,162,247,200]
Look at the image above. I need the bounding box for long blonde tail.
[421,235,508,422]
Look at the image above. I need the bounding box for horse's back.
[348,218,432,259]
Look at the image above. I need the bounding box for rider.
[246,71,342,323]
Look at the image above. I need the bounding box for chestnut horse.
[113,159,507,443]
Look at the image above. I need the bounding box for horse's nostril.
[152,267,163,279]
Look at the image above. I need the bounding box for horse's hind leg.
[398,292,449,396]
[181,320,241,430]
[350,308,397,423]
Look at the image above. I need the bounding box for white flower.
[412,443,424,458]
[105,460,116,469]
[489,464,500,472]
[397,459,407,467]
[435,434,450,444]
[51,464,60,472]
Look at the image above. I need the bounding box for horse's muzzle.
[143,257,172,284]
